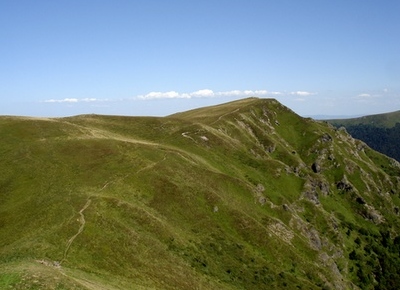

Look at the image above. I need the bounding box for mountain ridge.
[1,98,400,289]
[328,110,400,128]
[327,109,400,161]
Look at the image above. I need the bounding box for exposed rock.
[319,253,346,290]
[307,227,322,250]
[337,126,347,133]
[253,183,267,205]
[290,215,322,250]
[329,215,340,231]
[294,220,323,251]
[302,178,331,204]
[291,163,307,177]
[255,183,265,193]
[356,141,367,151]
[311,162,321,173]
[258,196,266,205]
[268,221,294,244]
[266,144,276,153]
[304,190,320,205]
[319,182,330,196]
[320,133,333,143]
[355,196,366,205]
[336,176,353,192]
[390,158,400,169]
[363,204,385,224]
[344,160,358,174]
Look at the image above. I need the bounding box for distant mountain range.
[327,110,400,161]
[307,115,364,120]
[1,98,400,289]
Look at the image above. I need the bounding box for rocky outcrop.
[336,176,353,192]
[302,177,330,204]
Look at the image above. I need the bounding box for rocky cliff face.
[1,98,400,289]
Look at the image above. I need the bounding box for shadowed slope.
[328,110,400,128]
[327,110,400,161]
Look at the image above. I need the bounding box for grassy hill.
[328,110,400,161]
[1,98,400,289]
[328,110,400,128]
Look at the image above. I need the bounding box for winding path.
[61,199,92,264]
[210,108,240,125]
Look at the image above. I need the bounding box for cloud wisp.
[44,98,105,103]
[357,93,371,98]
[135,89,274,100]
[353,93,383,101]
[289,91,317,96]
[43,89,318,103]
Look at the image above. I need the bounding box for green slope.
[328,110,400,128]
[1,98,400,289]
[327,110,400,161]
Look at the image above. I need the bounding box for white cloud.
[44,98,79,103]
[290,91,316,96]
[136,89,274,100]
[82,98,99,102]
[43,89,315,104]
[353,93,383,103]
[354,93,382,100]
[245,90,269,96]
[269,91,283,95]
[357,93,371,98]
[43,98,105,103]
[191,89,215,98]
[216,90,242,97]
[137,91,188,100]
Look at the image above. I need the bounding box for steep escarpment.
[1,98,400,289]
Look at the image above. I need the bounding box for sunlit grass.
[1,98,400,289]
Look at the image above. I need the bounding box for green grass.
[0,273,21,288]
[328,109,400,128]
[1,98,400,289]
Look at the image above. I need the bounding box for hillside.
[328,110,400,128]
[328,111,400,161]
[1,97,400,289]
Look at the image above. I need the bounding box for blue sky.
[1,0,399,117]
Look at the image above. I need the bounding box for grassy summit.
[1,98,400,289]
